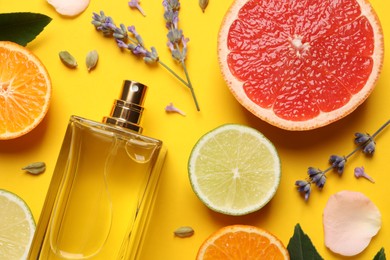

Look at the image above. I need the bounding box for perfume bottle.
[29,80,166,259]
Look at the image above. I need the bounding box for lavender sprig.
[91,11,198,110]
[295,120,390,201]
[163,0,200,111]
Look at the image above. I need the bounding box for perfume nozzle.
[103,80,147,133]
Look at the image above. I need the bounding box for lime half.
[0,189,36,259]
[188,124,281,216]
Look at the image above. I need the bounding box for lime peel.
[188,124,281,216]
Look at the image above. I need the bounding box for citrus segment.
[196,225,289,260]
[0,189,36,259]
[0,41,51,140]
[188,124,280,216]
[218,0,383,130]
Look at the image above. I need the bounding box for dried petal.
[165,102,186,116]
[354,167,375,183]
[48,0,90,17]
[323,191,381,256]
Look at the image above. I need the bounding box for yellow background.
[1,0,389,259]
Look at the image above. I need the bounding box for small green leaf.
[373,247,386,260]
[287,224,323,260]
[0,12,52,46]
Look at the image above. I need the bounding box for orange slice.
[218,0,384,130]
[196,225,289,259]
[0,41,51,140]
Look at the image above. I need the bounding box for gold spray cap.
[103,80,147,133]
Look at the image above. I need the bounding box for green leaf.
[373,248,386,260]
[287,224,323,260]
[0,12,52,46]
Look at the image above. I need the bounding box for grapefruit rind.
[0,41,52,140]
[188,124,281,216]
[218,0,384,131]
[196,225,289,260]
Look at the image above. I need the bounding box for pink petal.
[323,191,381,256]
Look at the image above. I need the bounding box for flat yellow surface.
[1,0,389,259]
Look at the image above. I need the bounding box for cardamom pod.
[22,162,46,175]
[86,50,99,72]
[199,0,209,12]
[174,226,194,238]
[59,51,77,68]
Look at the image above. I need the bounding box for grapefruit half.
[218,0,384,130]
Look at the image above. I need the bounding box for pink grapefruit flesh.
[218,0,384,130]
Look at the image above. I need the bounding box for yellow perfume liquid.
[29,81,166,259]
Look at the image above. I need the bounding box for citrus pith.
[188,124,281,216]
[218,0,383,130]
[0,41,52,140]
[196,225,289,260]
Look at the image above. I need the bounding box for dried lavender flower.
[295,120,389,201]
[307,167,326,188]
[165,102,186,116]
[354,132,376,155]
[163,0,199,111]
[354,166,375,183]
[129,0,146,16]
[295,180,311,201]
[329,155,346,174]
[92,10,199,111]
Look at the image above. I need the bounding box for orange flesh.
[226,0,375,121]
[203,232,286,259]
[0,44,50,137]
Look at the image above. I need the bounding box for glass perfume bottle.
[29,80,166,260]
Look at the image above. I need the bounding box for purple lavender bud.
[354,132,371,145]
[329,155,346,174]
[132,45,148,56]
[116,40,129,49]
[167,28,183,44]
[127,25,138,37]
[307,167,322,177]
[363,141,376,154]
[295,180,311,201]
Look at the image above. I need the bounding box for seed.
[59,51,77,68]
[22,162,46,175]
[174,226,194,238]
[86,50,99,72]
[199,0,209,12]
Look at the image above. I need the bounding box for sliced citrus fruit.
[0,41,52,140]
[218,0,384,130]
[197,225,289,260]
[188,124,281,216]
[0,189,36,259]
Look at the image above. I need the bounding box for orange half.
[218,0,384,130]
[0,41,51,140]
[197,225,289,260]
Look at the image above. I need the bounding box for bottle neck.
[102,80,147,133]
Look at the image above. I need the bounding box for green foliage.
[287,224,323,260]
[0,12,51,46]
[373,248,386,260]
